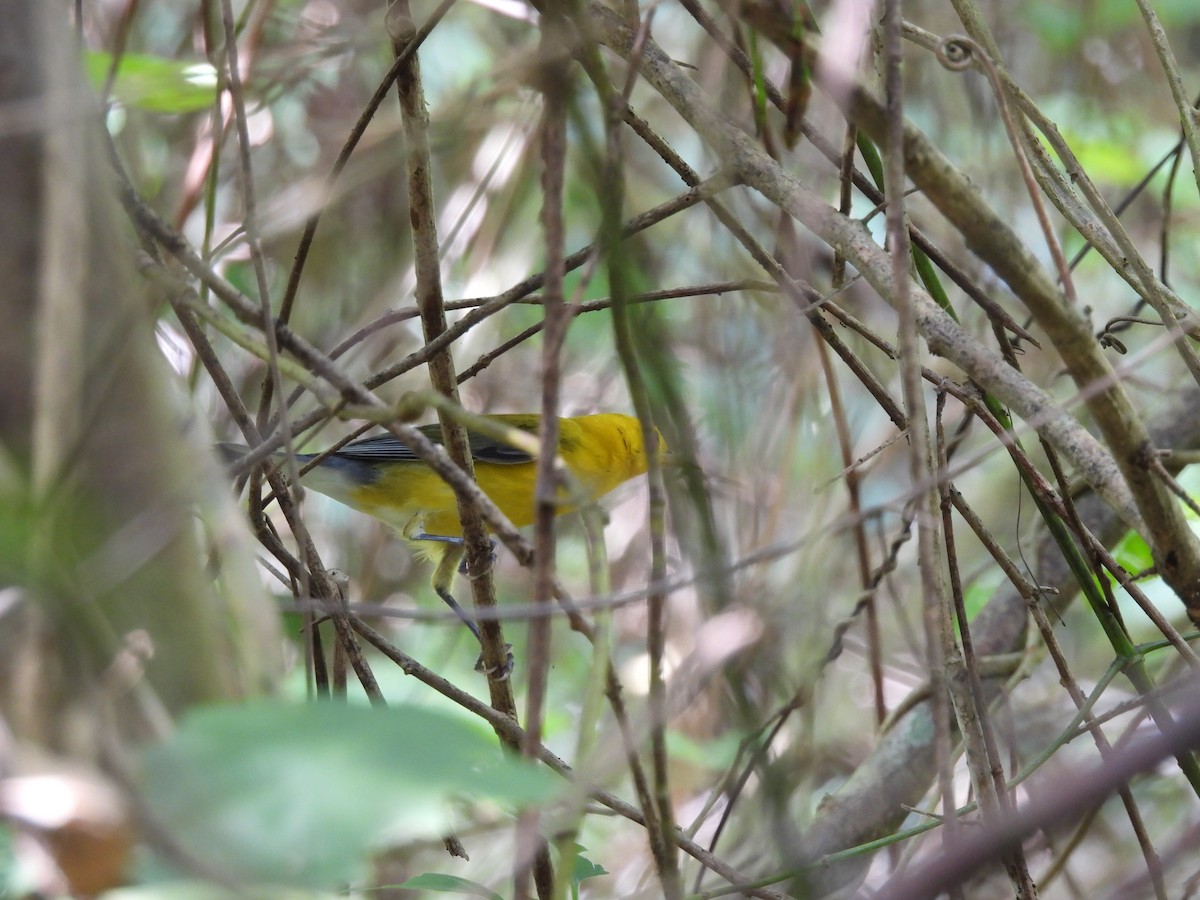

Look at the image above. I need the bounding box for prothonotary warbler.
[222,412,662,671]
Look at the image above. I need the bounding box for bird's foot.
[458,538,498,577]
[475,643,514,681]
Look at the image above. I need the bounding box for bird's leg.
[428,539,513,679]
[411,532,464,543]
[410,532,498,577]
[431,544,480,638]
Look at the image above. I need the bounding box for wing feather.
[333,423,534,466]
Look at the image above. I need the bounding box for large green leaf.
[139,702,556,889]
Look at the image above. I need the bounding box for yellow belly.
[348,461,549,538]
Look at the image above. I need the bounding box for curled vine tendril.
[932,33,1078,305]
[936,36,976,72]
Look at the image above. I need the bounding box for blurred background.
[4,0,1200,897]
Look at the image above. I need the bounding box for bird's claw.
[475,643,514,680]
[458,538,499,577]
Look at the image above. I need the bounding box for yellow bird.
[223,413,660,668]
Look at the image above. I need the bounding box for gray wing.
[334,426,534,466]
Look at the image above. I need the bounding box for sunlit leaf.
[83,51,217,113]
[1111,530,1154,580]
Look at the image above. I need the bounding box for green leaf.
[83,51,217,113]
[1110,530,1154,580]
[139,702,557,889]
[961,577,999,624]
[393,873,504,899]
[570,845,607,884]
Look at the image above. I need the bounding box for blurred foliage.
[139,702,555,888]
[395,873,507,899]
[3,0,1198,896]
[84,52,218,112]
